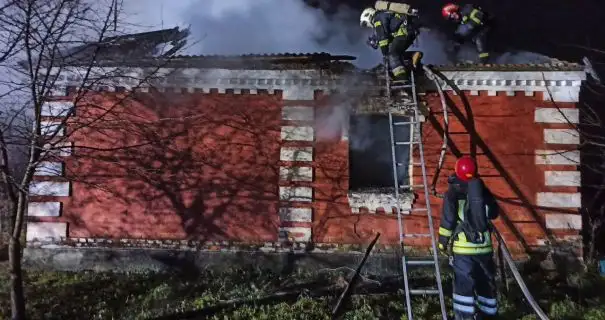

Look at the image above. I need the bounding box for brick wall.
[415,90,582,258]
[25,66,586,260]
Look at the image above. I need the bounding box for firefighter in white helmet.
[360,7,422,82]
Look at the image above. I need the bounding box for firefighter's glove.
[438,235,450,255]
[367,36,378,50]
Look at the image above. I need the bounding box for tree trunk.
[8,235,26,320]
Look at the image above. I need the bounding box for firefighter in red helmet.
[441,3,492,64]
[439,156,500,319]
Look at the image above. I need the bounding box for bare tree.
[543,61,605,265]
[0,0,186,318]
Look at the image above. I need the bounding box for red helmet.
[455,156,477,181]
[442,3,460,19]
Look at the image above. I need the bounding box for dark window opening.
[349,114,412,191]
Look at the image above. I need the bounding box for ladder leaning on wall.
[384,58,448,320]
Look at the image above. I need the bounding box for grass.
[0,260,605,320]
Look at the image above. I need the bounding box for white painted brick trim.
[280,147,313,162]
[279,186,313,202]
[34,161,64,176]
[41,101,74,117]
[545,171,581,187]
[278,227,312,242]
[40,121,65,136]
[27,202,62,217]
[545,214,582,230]
[281,126,314,141]
[544,129,580,145]
[534,108,579,124]
[26,222,67,242]
[282,106,315,121]
[43,141,73,157]
[51,67,585,103]
[535,149,580,165]
[438,71,585,102]
[29,181,71,197]
[279,166,313,182]
[279,207,313,223]
[537,192,581,208]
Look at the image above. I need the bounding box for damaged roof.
[61,27,584,72]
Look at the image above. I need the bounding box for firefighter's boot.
[478,52,490,64]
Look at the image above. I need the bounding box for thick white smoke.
[121,0,380,68]
[122,0,553,66]
[120,0,553,159]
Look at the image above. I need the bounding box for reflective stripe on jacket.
[438,175,499,255]
[451,200,493,255]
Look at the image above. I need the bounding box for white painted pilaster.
[279,208,313,223]
[282,106,315,121]
[545,171,581,187]
[535,150,580,165]
[545,214,582,230]
[537,192,581,208]
[34,162,64,176]
[279,166,313,182]
[544,129,580,145]
[279,186,313,202]
[27,202,62,217]
[29,181,71,197]
[280,147,313,162]
[281,126,314,141]
[26,222,67,242]
[534,108,579,124]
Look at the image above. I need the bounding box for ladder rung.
[403,233,432,238]
[392,85,413,89]
[393,121,420,126]
[395,141,419,146]
[399,184,425,189]
[406,260,435,266]
[410,289,440,295]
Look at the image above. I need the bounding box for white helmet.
[360,7,376,28]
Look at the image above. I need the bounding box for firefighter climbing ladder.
[385,63,448,320]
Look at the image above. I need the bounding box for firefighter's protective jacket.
[438,174,499,255]
[372,10,416,49]
[453,4,489,41]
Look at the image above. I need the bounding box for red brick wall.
[28,87,582,258]
[30,91,284,242]
[413,91,581,257]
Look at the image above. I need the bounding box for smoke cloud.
[122,0,553,67]
[121,0,553,160]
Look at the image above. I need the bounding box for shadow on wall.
[64,91,284,242]
[423,70,582,260]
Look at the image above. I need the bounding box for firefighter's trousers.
[387,35,416,80]
[452,253,498,320]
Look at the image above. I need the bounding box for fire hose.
[421,65,550,320]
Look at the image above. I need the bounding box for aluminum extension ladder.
[385,62,448,320]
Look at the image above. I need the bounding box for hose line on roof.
[422,65,448,199]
